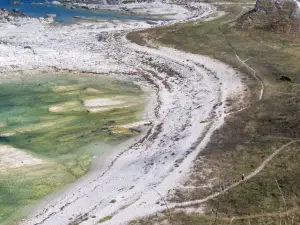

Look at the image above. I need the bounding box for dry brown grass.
[127,2,300,225]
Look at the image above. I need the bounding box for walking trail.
[0,3,252,225]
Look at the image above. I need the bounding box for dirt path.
[12,6,248,225]
[218,6,265,101]
[171,139,299,208]
[21,38,244,225]
[168,7,290,209]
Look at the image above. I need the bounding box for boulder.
[45,14,57,18]
[52,1,62,5]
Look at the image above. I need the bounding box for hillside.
[127,1,300,224]
[237,0,300,36]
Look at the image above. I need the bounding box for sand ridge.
[0,145,43,172]
[0,3,247,225]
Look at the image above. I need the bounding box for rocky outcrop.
[61,0,153,5]
[237,0,300,35]
[45,14,57,18]
[10,1,22,5]
[61,0,117,5]
[0,8,27,21]
[0,9,10,20]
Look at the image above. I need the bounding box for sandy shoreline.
[0,3,247,225]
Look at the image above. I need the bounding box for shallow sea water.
[0,0,147,23]
[0,74,145,225]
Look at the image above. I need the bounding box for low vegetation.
[128,1,300,224]
[99,215,113,223]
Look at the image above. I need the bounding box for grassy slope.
[0,75,145,225]
[127,3,300,225]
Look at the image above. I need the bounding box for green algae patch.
[99,215,113,223]
[0,162,74,225]
[0,74,145,225]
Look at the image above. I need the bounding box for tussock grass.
[127,2,300,225]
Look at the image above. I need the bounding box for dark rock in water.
[129,128,142,133]
[0,136,9,142]
[236,0,300,36]
[10,1,21,5]
[146,20,159,25]
[107,120,116,124]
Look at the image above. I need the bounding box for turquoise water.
[0,0,147,24]
[0,74,144,225]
